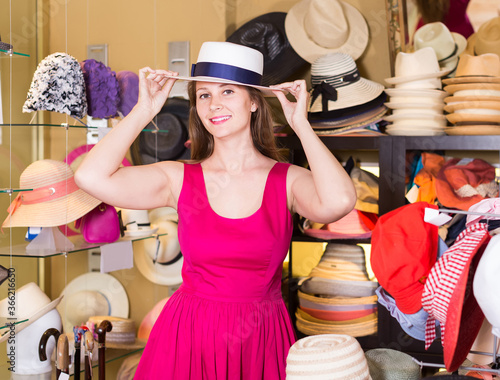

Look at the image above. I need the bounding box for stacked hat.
[413,22,467,78]
[286,334,372,379]
[442,54,500,135]
[306,52,387,136]
[296,243,378,337]
[463,16,500,58]
[383,47,450,135]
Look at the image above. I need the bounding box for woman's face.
[195,82,257,139]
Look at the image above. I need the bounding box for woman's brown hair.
[415,0,450,24]
[187,81,286,162]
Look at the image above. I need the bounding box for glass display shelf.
[0,123,169,133]
[0,347,144,379]
[0,189,32,194]
[0,233,167,258]
[0,48,30,57]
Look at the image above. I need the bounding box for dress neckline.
[198,162,278,220]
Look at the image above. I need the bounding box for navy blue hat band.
[191,62,263,86]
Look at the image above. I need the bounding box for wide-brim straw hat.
[164,41,283,97]
[284,0,368,63]
[286,334,372,380]
[365,349,422,380]
[298,290,377,306]
[309,105,387,130]
[0,282,63,343]
[2,159,102,228]
[463,16,500,57]
[443,54,500,85]
[295,308,377,337]
[86,315,146,350]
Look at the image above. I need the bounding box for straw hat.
[444,100,500,113]
[385,47,450,88]
[286,334,372,379]
[308,52,384,114]
[445,125,500,135]
[464,16,500,57]
[164,41,282,96]
[365,348,421,380]
[444,82,500,95]
[446,112,500,124]
[86,315,146,350]
[384,88,448,101]
[2,159,102,228]
[0,282,63,343]
[414,22,466,74]
[284,0,368,63]
[443,54,500,85]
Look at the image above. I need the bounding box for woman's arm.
[271,80,357,224]
[75,68,183,210]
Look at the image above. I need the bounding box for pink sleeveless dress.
[134,162,296,379]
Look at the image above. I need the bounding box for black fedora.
[226,12,309,87]
[130,97,190,164]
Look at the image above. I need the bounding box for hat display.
[422,223,490,372]
[131,97,190,164]
[464,16,500,57]
[23,52,88,118]
[164,41,283,96]
[284,0,369,63]
[116,70,139,117]
[371,202,439,314]
[80,59,120,119]
[2,159,102,228]
[474,233,500,339]
[133,207,183,286]
[0,282,63,343]
[226,12,309,86]
[308,52,385,114]
[414,22,467,77]
[434,158,498,211]
[365,348,421,380]
[286,334,372,379]
[56,272,129,334]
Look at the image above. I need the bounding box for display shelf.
[0,188,32,194]
[0,233,167,258]
[0,123,170,133]
[0,48,29,57]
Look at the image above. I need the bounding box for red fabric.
[416,0,474,39]
[371,202,439,314]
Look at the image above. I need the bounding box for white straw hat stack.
[383,47,450,136]
[286,334,372,379]
[442,53,500,135]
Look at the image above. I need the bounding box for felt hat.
[422,223,490,372]
[464,16,500,57]
[131,97,190,164]
[80,59,120,119]
[284,0,368,63]
[474,233,500,339]
[0,282,63,343]
[2,159,102,228]
[56,272,129,334]
[226,12,309,86]
[414,22,467,74]
[133,207,183,286]
[23,52,87,118]
[370,202,439,314]
[164,41,283,96]
[443,54,500,85]
[286,334,372,379]
[434,158,498,211]
[308,53,384,114]
[385,47,450,88]
[365,348,421,380]
[116,70,139,117]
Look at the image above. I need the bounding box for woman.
[75,41,356,379]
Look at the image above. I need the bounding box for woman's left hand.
[271,80,310,133]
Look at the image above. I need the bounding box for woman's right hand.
[135,67,179,117]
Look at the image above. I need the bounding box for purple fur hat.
[116,71,139,117]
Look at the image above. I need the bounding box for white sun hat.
[286,334,372,379]
[284,0,368,63]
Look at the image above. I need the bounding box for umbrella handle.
[38,328,60,361]
[96,320,112,380]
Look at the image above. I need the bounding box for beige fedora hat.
[284,0,368,63]
[385,47,450,88]
[414,22,467,72]
[443,54,500,85]
[446,113,500,124]
[444,82,500,95]
[286,334,372,380]
[444,100,500,113]
[465,16,500,57]
[445,124,500,135]
[445,94,500,103]
[0,282,63,343]
[2,159,101,228]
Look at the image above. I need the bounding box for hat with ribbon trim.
[308,52,384,115]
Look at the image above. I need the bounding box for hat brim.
[300,278,378,298]
[0,295,63,344]
[444,83,500,94]
[310,106,387,130]
[445,95,500,103]
[284,0,369,63]
[56,272,129,334]
[444,100,500,113]
[385,102,444,110]
[164,74,284,97]
[443,76,500,85]
[384,88,448,99]
[385,68,451,85]
[446,113,500,124]
[386,127,445,136]
[384,113,446,122]
[445,125,500,135]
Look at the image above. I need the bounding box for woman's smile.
[209,115,232,125]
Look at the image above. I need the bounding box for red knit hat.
[370,202,439,314]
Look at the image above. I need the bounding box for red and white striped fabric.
[421,223,489,349]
